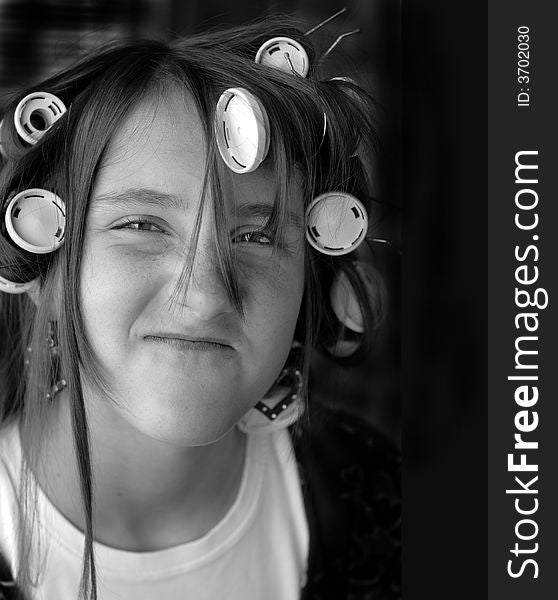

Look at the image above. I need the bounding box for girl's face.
[79,91,305,446]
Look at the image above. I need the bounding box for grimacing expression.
[79,90,306,446]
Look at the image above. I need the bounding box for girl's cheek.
[237,265,300,309]
[81,242,172,307]
[234,242,305,297]
[239,260,304,316]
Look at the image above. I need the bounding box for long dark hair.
[0,18,379,599]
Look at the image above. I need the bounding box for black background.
[403,0,487,598]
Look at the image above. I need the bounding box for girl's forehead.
[98,93,205,188]
[93,91,304,217]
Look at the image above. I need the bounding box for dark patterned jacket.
[295,406,400,600]
[0,406,400,600]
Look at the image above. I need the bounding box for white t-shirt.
[0,422,309,599]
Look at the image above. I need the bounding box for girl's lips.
[144,335,236,352]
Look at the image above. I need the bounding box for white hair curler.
[330,261,383,334]
[330,269,365,333]
[305,192,368,255]
[4,189,66,254]
[14,92,67,145]
[255,37,309,77]
[214,87,270,174]
[0,273,39,295]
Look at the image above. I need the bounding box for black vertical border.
[488,1,558,598]
[402,0,487,598]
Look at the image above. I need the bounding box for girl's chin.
[126,414,241,447]
[109,392,250,444]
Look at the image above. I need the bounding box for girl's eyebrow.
[236,202,304,230]
[92,188,185,210]
[92,187,304,229]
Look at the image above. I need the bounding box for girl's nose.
[178,242,234,321]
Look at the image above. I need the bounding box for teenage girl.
[0,18,400,600]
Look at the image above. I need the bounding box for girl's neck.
[37,390,247,551]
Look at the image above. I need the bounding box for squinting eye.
[233,231,273,245]
[115,218,167,234]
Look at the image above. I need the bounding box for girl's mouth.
[144,335,235,353]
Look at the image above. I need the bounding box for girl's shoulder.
[293,405,401,600]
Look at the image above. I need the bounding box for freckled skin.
[80,92,306,446]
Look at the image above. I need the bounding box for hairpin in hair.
[304,7,347,36]
[368,237,401,255]
[283,52,296,74]
[255,7,350,77]
[322,29,361,60]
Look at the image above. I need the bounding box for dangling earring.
[238,348,304,434]
[46,320,59,356]
[45,320,66,401]
[253,367,303,421]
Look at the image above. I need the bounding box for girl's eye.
[233,231,273,245]
[114,218,167,234]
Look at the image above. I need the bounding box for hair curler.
[255,37,309,77]
[4,189,66,254]
[14,92,66,145]
[214,87,270,174]
[0,273,39,295]
[305,192,368,255]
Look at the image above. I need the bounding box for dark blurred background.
[0,0,403,442]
